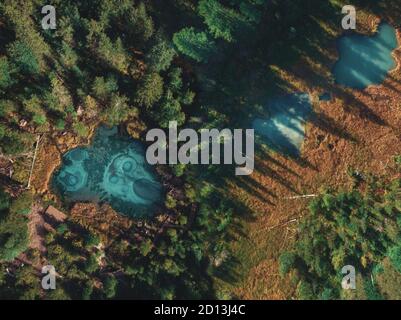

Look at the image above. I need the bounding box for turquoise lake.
[52,126,163,219]
[252,93,313,157]
[333,23,398,89]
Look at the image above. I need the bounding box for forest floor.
[219,9,401,299]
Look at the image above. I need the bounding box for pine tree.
[0,57,13,91]
[198,0,249,42]
[135,72,164,108]
[173,27,216,62]
[7,41,40,75]
[103,275,118,299]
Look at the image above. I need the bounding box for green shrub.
[73,122,89,137]
[388,245,401,273]
[279,252,297,276]
[103,275,118,299]
[9,192,33,216]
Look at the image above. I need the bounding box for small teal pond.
[252,93,312,157]
[333,23,398,89]
[52,126,163,219]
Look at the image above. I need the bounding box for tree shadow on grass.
[211,253,243,285]
[235,177,276,206]
[257,148,301,178]
[254,160,300,195]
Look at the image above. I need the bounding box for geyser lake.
[52,126,163,219]
[252,93,313,157]
[333,23,398,89]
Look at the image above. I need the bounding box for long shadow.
[212,254,242,284]
[240,174,277,199]
[309,110,359,142]
[273,4,395,129]
[289,57,390,128]
[257,148,301,178]
[234,178,275,206]
[293,155,319,171]
[255,161,300,194]
[334,87,389,127]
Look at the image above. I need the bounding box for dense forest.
[0,0,272,300]
[280,163,401,299]
[0,0,400,300]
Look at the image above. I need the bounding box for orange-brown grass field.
[218,8,401,299]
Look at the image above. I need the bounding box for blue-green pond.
[333,23,398,89]
[252,93,313,157]
[52,125,163,219]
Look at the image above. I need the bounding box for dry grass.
[219,12,401,299]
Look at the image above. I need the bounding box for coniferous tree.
[173,27,216,62]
